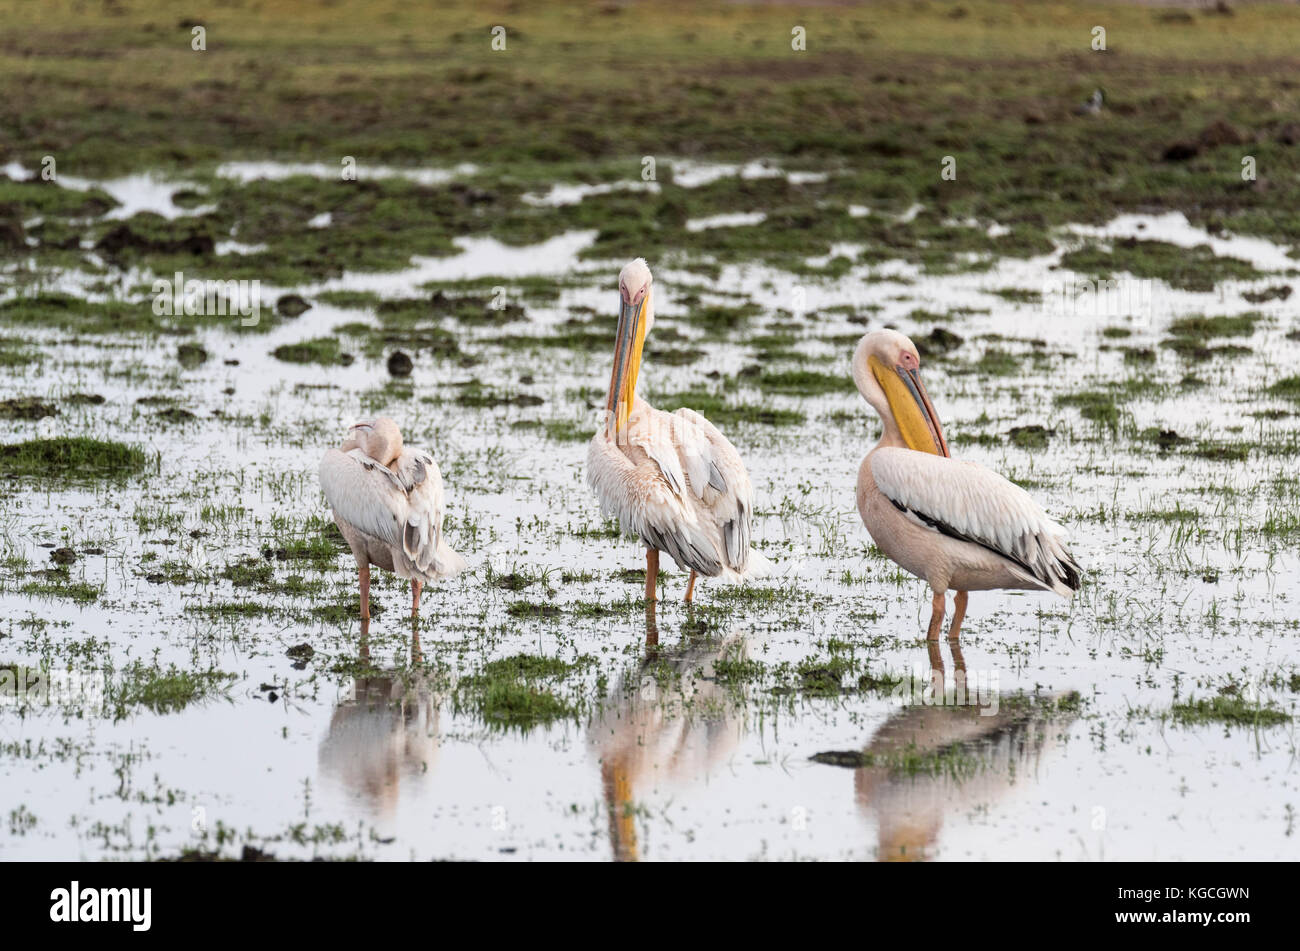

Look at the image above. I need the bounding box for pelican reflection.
[318,619,440,820]
[589,604,750,861]
[832,642,1077,861]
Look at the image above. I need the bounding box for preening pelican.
[587,258,769,602]
[319,417,466,618]
[852,329,1080,639]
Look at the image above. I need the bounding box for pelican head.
[606,258,655,437]
[342,416,404,464]
[852,329,949,457]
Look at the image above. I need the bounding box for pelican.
[319,417,466,619]
[852,329,1080,640]
[587,258,769,602]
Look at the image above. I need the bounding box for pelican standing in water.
[587,258,769,602]
[319,418,466,619]
[852,330,1080,639]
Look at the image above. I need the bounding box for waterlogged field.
[1,0,1299,861]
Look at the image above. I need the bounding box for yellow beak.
[606,291,648,439]
[870,354,949,456]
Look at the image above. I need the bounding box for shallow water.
[2,171,1299,861]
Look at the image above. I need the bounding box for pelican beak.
[605,291,648,439]
[869,355,949,457]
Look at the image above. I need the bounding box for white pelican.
[852,329,1080,639]
[587,258,769,602]
[319,417,466,619]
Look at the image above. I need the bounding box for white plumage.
[319,417,465,619]
[319,446,465,582]
[851,328,1080,640]
[588,399,768,580]
[870,448,1078,596]
[586,258,768,602]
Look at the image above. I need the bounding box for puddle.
[2,174,1299,861]
[669,158,827,189]
[522,181,659,207]
[1068,211,1298,272]
[685,211,768,232]
[214,160,479,186]
[3,163,212,220]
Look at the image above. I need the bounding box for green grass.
[1054,390,1120,430]
[1169,695,1291,728]
[1166,314,1261,340]
[3,1,1299,284]
[0,294,161,335]
[1060,241,1261,292]
[653,389,804,427]
[454,653,591,731]
[0,397,56,420]
[1268,376,1300,402]
[0,437,148,481]
[107,661,237,719]
[271,337,353,366]
[19,571,100,604]
[755,370,852,396]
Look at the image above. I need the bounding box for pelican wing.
[587,425,724,576]
[586,402,769,579]
[670,408,755,572]
[319,447,465,578]
[870,447,1080,595]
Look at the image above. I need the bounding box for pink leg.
[645,549,659,603]
[948,590,968,641]
[411,579,423,617]
[359,562,371,620]
[926,590,945,641]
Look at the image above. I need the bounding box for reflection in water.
[589,604,749,861]
[852,639,1077,862]
[318,620,439,820]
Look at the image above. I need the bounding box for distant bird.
[851,330,1080,640]
[1074,88,1104,116]
[319,418,466,619]
[587,258,769,603]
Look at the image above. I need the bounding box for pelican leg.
[359,562,371,620]
[948,590,968,641]
[411,579,423,618]
[925,590,946,640]
[645,548,659,603]
[684,570,697,603]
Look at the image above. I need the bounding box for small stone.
[275,294,312,318]
[1161,142,1199,162]
[387,350,414,377]
[177,342,208,368]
